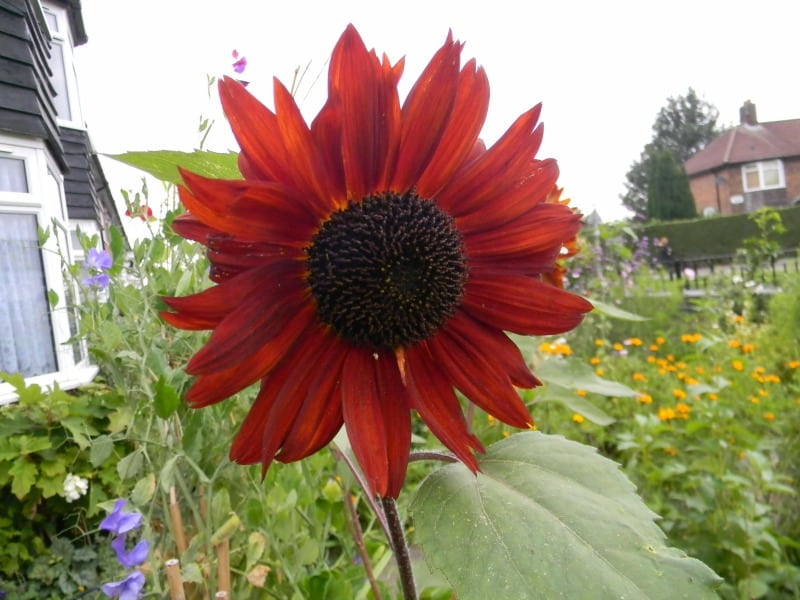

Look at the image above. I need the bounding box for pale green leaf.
[411,432,721,600]
[533,384,616,425]
[589,297,649,321]
[109,150,240,184]
[535,358,640,397]
[9,458,38,500]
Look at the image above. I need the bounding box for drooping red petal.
[389,31,463,193]
[328,25,402,200]
[463,274,593,335]
[415,59,489,198]
[184,303,315,407]
[341,348,411,498]
[404,344,484,471]
[429,316,535,428]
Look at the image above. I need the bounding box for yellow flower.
[684,376,699,386]
[758,389,769,397]
[742,344,756,354]
[595,368,604,376]
[656,336,665,345]
[646,355,657,364]
[708,393,718,401]
[673,389,687,400]
[764,374,781,384]
[788,360,800,369]
[571,413,585,424]
[612,343,624,352]
[649,344,659,352]
[728,340,741,349]
[676,402,691,418]
[658,407,676,421]
[663,446,679,456]
[632,373,647,382]
[749,396,760,404]
[626,337,643,346]
[636,393,653,404]
[594,339,605,346]
[589,357,601,365]
[731,360,744,371]
[762,412,775,421]
[695,366,705,374]
[576,389,587,397]
[732,314,745,324]
[681,333,702,343]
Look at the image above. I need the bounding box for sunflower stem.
[329,444,390,539]
[381,496,417,600]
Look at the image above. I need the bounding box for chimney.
[740,100,758,125]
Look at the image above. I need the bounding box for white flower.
[63,473,89,502]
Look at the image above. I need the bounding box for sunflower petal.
[341,349,411,497]
[405,345,484,471]
[464,274,593,335]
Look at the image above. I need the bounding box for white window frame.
[40,1,84,128]
[741,159,785,193]
[0,137,96,405]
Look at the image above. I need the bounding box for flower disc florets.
[306,192,468,349]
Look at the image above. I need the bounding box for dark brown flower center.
[306,192,468,349]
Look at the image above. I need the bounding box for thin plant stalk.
[342,488,384,600]
[381,496,417,600]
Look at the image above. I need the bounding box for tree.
[622,88,719,220]
[646,148,696,221]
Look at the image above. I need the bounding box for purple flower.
[111,534,150,569]
[100,499,143,535]
[101,570,145,600]
[82,273,110,290]
[84,248,113,271]
[232,49,247,74]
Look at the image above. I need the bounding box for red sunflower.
[163,24,592,498]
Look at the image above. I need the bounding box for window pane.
[762,164,780,187]
[48,41,72,120]
[0,157,28,192]
[745,170,760,190]
[43,10,59,33]
[0,213,57,377]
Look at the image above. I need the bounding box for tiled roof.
[685,119,800,176]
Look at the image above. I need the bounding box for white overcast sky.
[74,0,799,232]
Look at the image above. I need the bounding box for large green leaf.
[589,297,649,321]
[411,432,721,599]
[533,384,615,426]
[535,357,640,398]
[108,150,241,184]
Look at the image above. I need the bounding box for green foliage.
[411,433,722,599]
[642,205,800,259]
[0,377,130,589]
[738,207,788,280]
[646,148,696,221]
[622,88,720,219]
[109,149,241,184]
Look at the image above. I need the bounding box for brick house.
[1,0,121,401]
[684,101,800,217]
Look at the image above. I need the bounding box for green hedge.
[641,205,800,259]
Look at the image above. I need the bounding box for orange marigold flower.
[728,340,741,349]
[646,355,656,363]
[612,343,624,352]
[676,402,690,417]
[658,407,676,421]
[636,393,653,404]
[762,412,775,421]
[594,339,605,346]
[663,446,679,456]
[648,344,659,352]
[708,393,718,401]
[626,337,643,346]
[742,344,756,353]
[595,368,605,376]
[632,373,647,382]
[575,389,587,397]
[161,26,592,498]
[732,360,744,371]
[750,396,760,404]
[571,413,585,424]
[788,360,800,369]
[589,357,601,365]
[673,389,687,400]
[656,336,665,345]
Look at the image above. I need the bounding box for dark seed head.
[306,192,468,349]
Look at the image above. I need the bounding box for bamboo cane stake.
[169,485,188,556]
[165,558,185,600]
[216,538,231,597]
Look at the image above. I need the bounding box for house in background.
[684,101,800,217]
[0,0,121,402]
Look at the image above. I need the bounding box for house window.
[742,160,785,192]
[41,2,82,126]
[0,139,96,404]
